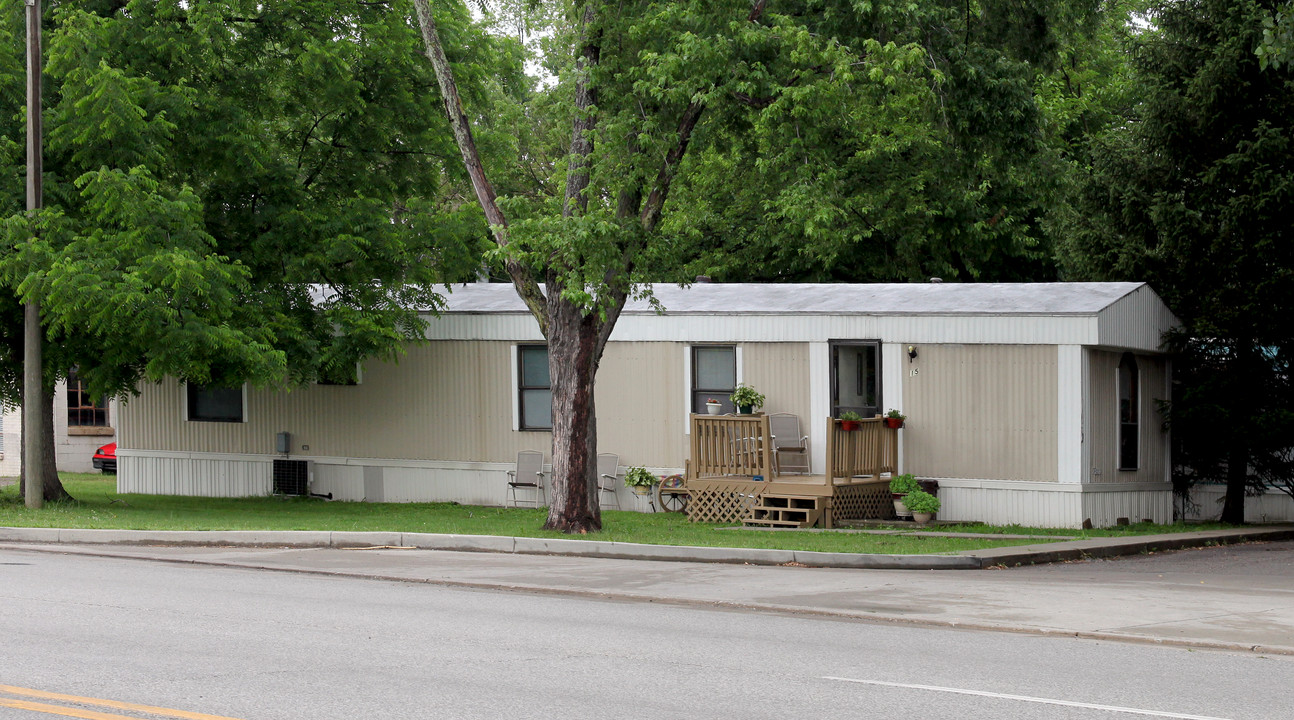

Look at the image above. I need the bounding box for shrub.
[889,473,920,495]
[904,489,941,514]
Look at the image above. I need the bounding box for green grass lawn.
[0,474,1225,555]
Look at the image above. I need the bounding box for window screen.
[1118,353,1139,470]
[187,384,244,423]
[692,346,737,413]
[830,341,881,418]
[519,345,552,430]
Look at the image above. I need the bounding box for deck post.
[760,414,774,480]
[824,416,836,485]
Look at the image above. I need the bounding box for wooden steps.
[744,494,827,528]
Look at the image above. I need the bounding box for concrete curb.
[3,524,1292,569]
[964,526,1294,567]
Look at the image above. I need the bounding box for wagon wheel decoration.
[655,474,689,513]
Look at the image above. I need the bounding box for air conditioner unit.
[272,459,313,496]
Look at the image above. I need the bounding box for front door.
[831,341,881,418]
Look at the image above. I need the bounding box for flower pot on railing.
[705,399,721,415]
[884,409,906,429]
[838,412,865,431]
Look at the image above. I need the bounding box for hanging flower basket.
[838,412,864,431]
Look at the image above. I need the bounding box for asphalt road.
[2,546,1293,720]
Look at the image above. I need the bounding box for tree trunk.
[1220,441,1248,525]
[543,296,603,533]
[18,382,73,503]
[410,1,719,533]
[1220,341,1257,525]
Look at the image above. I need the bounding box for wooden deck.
[685,415,899,527]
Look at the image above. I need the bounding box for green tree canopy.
[415,0,1114,532]
[1058,0,1294,522]
[1,1,518,405]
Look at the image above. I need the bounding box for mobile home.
[116,282,1179,528]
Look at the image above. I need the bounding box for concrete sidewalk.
[1,524,1292,569]
[4,536,1294,658]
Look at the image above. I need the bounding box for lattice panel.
[832,482,894,521]
[687,482,763,524]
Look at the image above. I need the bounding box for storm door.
[830,341,881,418]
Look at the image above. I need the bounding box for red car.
[93,442,117,474]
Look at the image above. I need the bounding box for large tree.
[1,1,512,497]
[414,0,1099,533]
[1059,0,1294,523]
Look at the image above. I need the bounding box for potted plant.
[884,408,906,429]
[904,489,940,525]
[623,466,657,496]
[729,384,765,415]
[838,411,865,431]
[889,473,920,518]
[705,397,722,415]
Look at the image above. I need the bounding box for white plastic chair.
[597,453,620,510]
[506,450,546,507]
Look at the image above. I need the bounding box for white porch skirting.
[115,450,666,512]
[932,478,1173,529]
[1183,486,1294,523]
[117,450,1174,527]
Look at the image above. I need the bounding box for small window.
[518,345,552,430]
[692,346,737,413]
[67,368,110,428]
[316,363,361,386]
[1118,353,1139,470]
[187,384,245,423]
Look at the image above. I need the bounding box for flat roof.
[433,282,1150,317]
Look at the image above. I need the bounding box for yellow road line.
[0,697,140,720]
[0,685,245,720]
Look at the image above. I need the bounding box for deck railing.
[825,417,898,482]
[689,414,775,480]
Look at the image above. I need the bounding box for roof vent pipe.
[929,277,943,283]
[695,275,712,283]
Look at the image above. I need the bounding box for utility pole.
[24,0,44,509]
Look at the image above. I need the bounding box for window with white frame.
[518,345,552,430]
[691,345,737,413]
